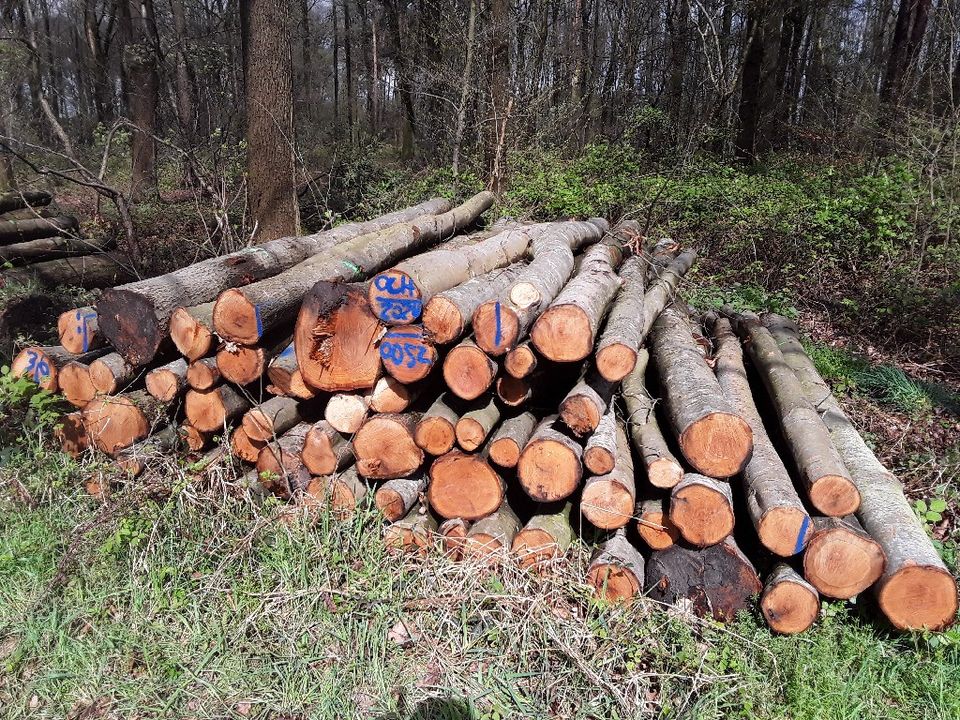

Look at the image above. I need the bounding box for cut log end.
[414,416,456,456]
[802,525,886,599]
[762,575,820,635]
[517,438,581,503]
[422,296,464,344]
[353,415,423,479]
[530,306,594,362]
[455,418,487,452]
[504,344,537,378]
[217,345,265,385]
[380,326,437,384]
[637,510,681,551]
[145,364,186,403]
[58,308,101,354]
[758,507,813,558]
[56,412,89,457]
[581,482,634,530]
[97,289,164,366]
[512,528,561,569]
[212,289,260,344]
[428,450,504,520]
[809,474,862,517]
[877,566,959,631]
[59,362,97,408]
[442,342,497,400]
[472,301,519,355]
[670,480,735,547]
[648,457,684,489]
[679,411,753,478]
[169,308,213,360]
[369,269,422,324]
[11,347,59,392]
[488,437,521,467]
[583,445,615,475]
[595,344,638,383]
[82,395,150,455]
[587,563,642,602]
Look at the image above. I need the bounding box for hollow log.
[636,497,681,550]
[0,215,78,244]
[581,419,635,530]
[0,234,113,266]
[375,473,428,521]
[531,241,624,362]
[186,357,221,390]
[115,425,180,477]
[455,395,501,451]
[472,219,610,355]
[587,530,646,602]
[1,252,134,290]
[0,190,52,214]
[353,412,423,479]
[370,224,536,325]
[708,314,812,556]
[594,255,646,381]
[98,198,450,365]
[256,422,312,498]
[55,411,89,457]
[216,193,493,345]
[517,415,583,502]
[294,282,383,391]
[488,410,537,468]
[423,263,526,344]
[512,503,575,569]
[802,515,886,599]
[583,404,617,475]
[57,306,104,354]
[669,473,735,547]
[495,374,533,407]
[303,466,368,519]
[242,395,304,442]
[558,369,616,437]
[169,302,215,361]
[58,361,98,408]
[731,311,859,517]
[82,390,167,454]
[89,352,137,395]
[761,564,820,635]
[266,341,316,399]
[180,422,212,452]
[384,506,437,556]
[301,420,354,476]
[145,358,189,402]
[12,344,108,392]
[428,447,505,520]
[439,518,471,560]
[442,337,497,400]
[503,341,538,379]
[414,393,461,455]
[184,384,250,432]
[650,304,752,477]
[645,537,762,621]
[463,503,522,564]
[380,325,437,384]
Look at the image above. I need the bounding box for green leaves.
[915,498,949,525]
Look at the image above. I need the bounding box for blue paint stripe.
[255,305,263,338]
[494,302,502,348]
[793,515,811,555]
[386,332,421,339]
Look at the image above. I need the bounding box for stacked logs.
[11,192,956,636]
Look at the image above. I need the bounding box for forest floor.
[1,148,959,718]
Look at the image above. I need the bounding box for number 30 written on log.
[24,350,51,383]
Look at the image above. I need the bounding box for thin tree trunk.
[451,0,477,174]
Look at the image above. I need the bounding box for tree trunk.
[242,395,305,442]
[442,337,498,401]
[464,503,521,564]
[504,341,538,379]
[517,415,583,502]
[583,403,617,475]
[0,215,78,245]
[581,418,635,530]
[184,384,251,432]
[145,358,189,402]
[587,529,646,602]
[82,389,167,454]
[89,352,137,394]
[512,503,574,569]
[375,473,427,521]
[353,412,423,479]
[242,0,300,241]
[0,233,112,267]
[122,0,160,199]
[708,314,811,557]
[169,302,215,361]
[428,447,505,520]
[735,2,768,162]
[650,304,752,477]
[880,0,932,108]
[383,0,416,158]
[455,394,501,451]
[423,263,526,345]
[59,361,98,408]
[451,0,477,174]
[488,410,538,468]
[301,420,354,476]
[412,393,461,457]
[761,564,820,634]
[1,252,133,291]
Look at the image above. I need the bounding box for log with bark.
[761,564,820,634]
[428,447,505,520]
[488,410,538,468]
[512,503,575,569]
[57,306,104,354]
[503,341,538,379]
[0,189,52,214]
[184,384,251,432]
[384,506,437,556]
[145,358,189,402]
[439,518,471,560]
[99,198,451,365]
[168,302,215,361]
[0,215,78,244]
[636,497,681,550]
[352,412,423,479]
[558,368,616,437]
[379,325,437,384]
[472,219,610,355]
[620,351,683,489]
[587,529,646,602]
[256,422,312,498]
[301,420,354,476]
[581,419,635,529]
[266,341,316,399]
[708,314,812,556]
[216,332,292,386]
[0,252,134,290]
[650,304,752,477]
[731,311,859,517]
[216,193,493,345]
[231,426,267,463]
[442,337,497,400]
[455,394,501,451]
[463,503,521,564]
[115,425,180,477]
[422,263,526,344]
[495,374,534,407]
[530,236,626,362]
[669,473,735,547]
[89,352,137,394]
[369,224,535,325]
[645,536,762,621]
[801,515,886,599]
[186,357,221,390]
[11,344,108,392]
[242,394,305,442]
[414,393,461,456]
[180,422,212,452]
[81,390,167,454]
[517,415,583,502]
[0,234,112,266]
[303,467,368,519]
[583,404,617,475]
[375,473,427,521]
[56,411,89,457]
[58,361,98,408]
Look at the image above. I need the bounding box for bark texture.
[423,263,526,344]
[581,419,635,529]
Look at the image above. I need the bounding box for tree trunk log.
[464,503,522,564]
[57,307,104,354]
[512,503,574,569]
[0,190,52,214]
[587,529,646,602]
[0,234,112,266]
[217,332,291,386]
[82,390,167,454]
[439,518,471,560]
[428,447,505,520]
[669,473,735,547]
[709,314,812,556]
[325,391,372,433]
[256,421,312,499]
[98,198,450,365]
[186,357,221,390]
[353,412,423,479]
[145,358,189,402]
[181,423,212,452]
[12,345,108,393]
[58,361,98,408]
[732,311,859,516]
[442,337,497,400]
[645,536,762,621]
[488,410,538,467]
[1,252,134,290]
[414,393,461,455]
[169,302,215,360]
[455,394,501,451]
[303,466,368,519]
[517,415,583,502]
[375,473,427,521]
[636,497,681,550]
[423,263,526,344]
[583,403,617,474]
[0,215,78,244]
[559,368,616,436]
[761,563,820,634]
[242,394,304,442]
[473,219,610,355]
[89,352,137,395]
[266,341,315,399]
[503,341,538,378]
[650,304,752,477]
[581,418,635,529]
[184,384,251,432]
[384,506,437,556]
[380,325,437,384]
[800,514,886,599]
[594,255,646,381]
[301,420,354,476]
[216,193,493,344]
[115,425,180,477]
[620,350,683,488]
[231,426,270,466]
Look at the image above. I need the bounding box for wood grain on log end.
[217,345,265,385]
[809,474,862,517]
[184,385,248,432]
[758,506,813,558]
[384,507,437,556]
[59,362,97,408]
[595,343,637,383]
[325,392,370,433]
[637,508,681,550]
[517,420,582,502]
[670,475,735,547]
[428,450,504,520]
[442,340,497,400]
[145,359,188,402]
[301,422,353,476]
[877,566,959,631]
[414,415,457,456]
[472,301,519,356]
[530,305,594,362]
[186,357,220,390]
[11,346,60,392]
[504,343,537,378]
[353,414,423,479]
[212,288,260,344]
[439,518,471,560]
[169,307,213,360]
[58,307,102,354]
[422,296,464,344]
[380,325,437,384]
[81,395,150,454]
[678,411,753,478]
[180,422,211,452]
[648,457,684,489]
[761,565,820,634]
[802,522,886,599]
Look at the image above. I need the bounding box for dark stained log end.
[97,289,164,366]
[679,411,753,478]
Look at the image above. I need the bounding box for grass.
[0,438,958,720]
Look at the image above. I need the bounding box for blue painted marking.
[494,302,502,347]
[255,305,263,338]
[280,344,295,358]
[794,515,811,555]
[385,332,422,339]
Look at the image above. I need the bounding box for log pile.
[11,192,956,635]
